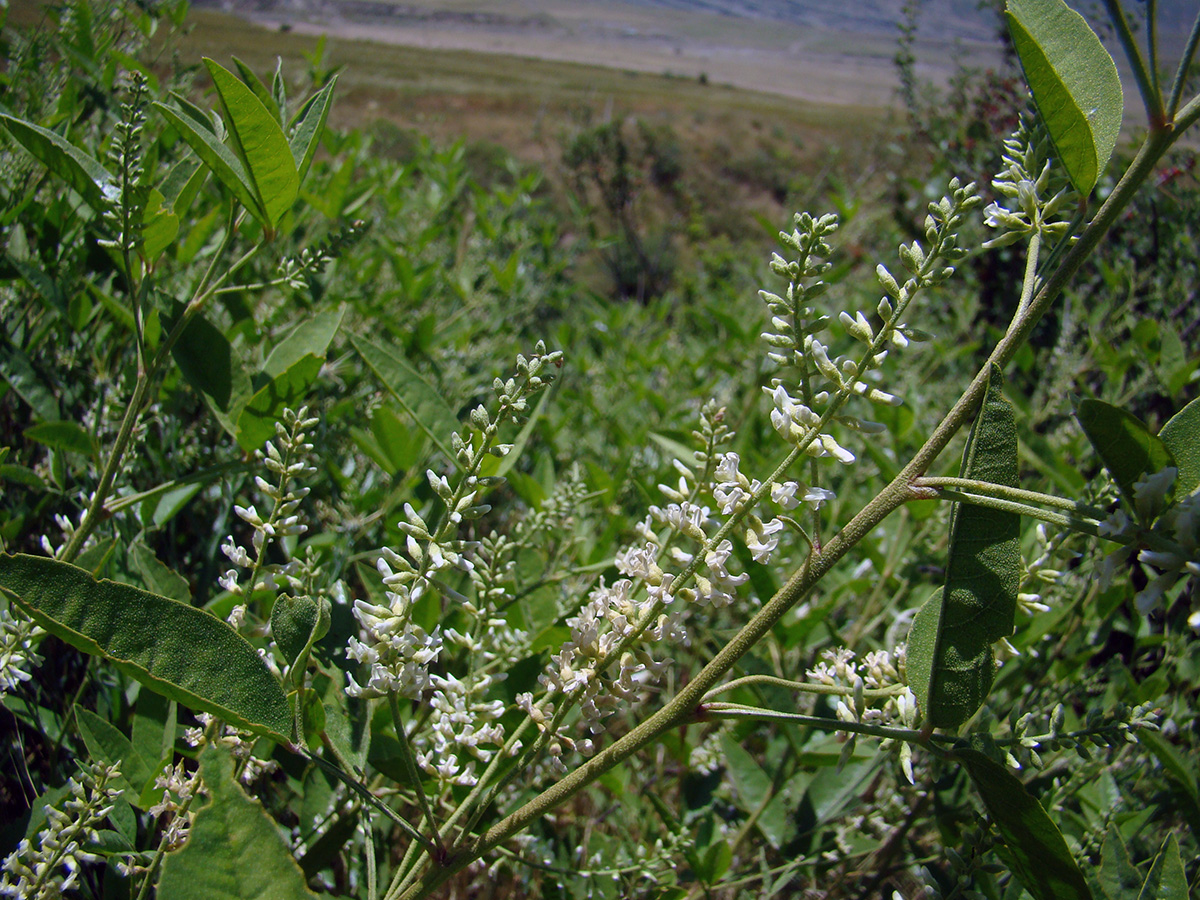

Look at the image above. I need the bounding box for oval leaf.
[270,594,320,672]
[0,553,291,743]
[204,58,299,228]
[0,113,116,213]
[909,365,1019,729]
[1076,399,1175,522]
[1159,397,1200,497]
[1006,0,1122,195]
[158,745,319,900]
[960,748,1093,900]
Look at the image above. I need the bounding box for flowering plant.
[1,1,1198,898]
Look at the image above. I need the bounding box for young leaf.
[270,594,322,674]
[155,99,263,223]
[1076,399,1175,521]
[349,333,459,463]
[1159,396,1200,497]
[960,748,1093,900]
[0,114,116,213]
[1006,0,1122,195]
[287,76,338,181]
[204,58,299,228]
[169,306,253,416]
[1136,834,1188,900]
[157,746,319,900]
[141,187,179,264]
[908,365,1020,728]
[316,667,370,775]
[0,553,292,744]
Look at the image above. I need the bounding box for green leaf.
[22,420,97,458]
[1076,399,1175,522]
[232,56,281,124]
[270,594,322,673]
[262,306,344,379]
[75,708,156,803]
[349,333,459,463]
[235,353,323,452]
[0,341,60,421]
[1159,397,1200,497]
[170,307,252,417]
[1096,825,1143,900]
[1136,730,1200,810]
[131,690,176,803]
[204,58,299,228]
[157,746,319,900]
[142,187,179,263]
[155,99,263,224]
[0,113,116,213]
[314,666,369,775]
[718,732,788,849]
[1136,834,1188,900]
[287,76,338,181]
[0,553,292,744]
[1006,0,1122,195]
[909,365,1020,729]
[960,748,1093,900]
[128,541,191,604]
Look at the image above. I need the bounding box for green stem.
[136,791,196,900]
[913,476,1107,518]
[701,674,907,704]
[60,219,256,562]
[388,693,445,857]
[1165,13,1200,120]
[916,479,1188,556]
[702,702,928,746]
[1103,0,1166,127]
[1014,231,1040,321]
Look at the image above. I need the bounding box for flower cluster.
[344,345,562,773]
[982,118,1075,249]
[413,672,507,786]
[345,559,444,700]
[184,712,278,784]
[1006,701,1160,769]
[218,407,318,599]
[1096,466,1200,614]
[519,576,678,770]
[0,607,44,695]
[0,762,123,899]
[147,761,203,852]
[807,646,913,727]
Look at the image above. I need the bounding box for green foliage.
[1006,0,1123,195]
[908,365,1020,729]
[157,746,320,900]
[0,2,1198,900]
[0,553,292,743]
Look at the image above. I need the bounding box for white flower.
[745,517,784,563]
